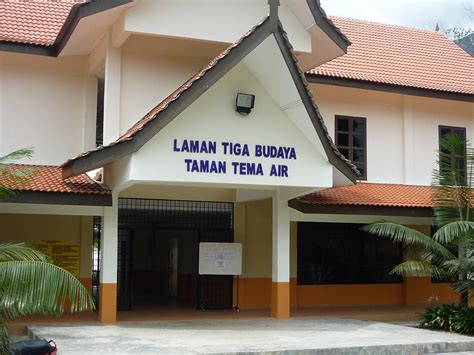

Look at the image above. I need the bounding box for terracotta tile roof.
[0,0,84,46]
[0,164,110,195]
[299,183,434,208]
[307,17,474,95]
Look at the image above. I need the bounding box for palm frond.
[451,279,474,295]
[0,148,36,201]
[0,243,50,262]
[0,186,17,200]
[0,261,95,320]
[433,221,474,244]
[0,148,33,165]
[432,135,474,225]
[361,222,454,259]
[443,258,474,275]
[391,260,451,278]
[0,314,9,354]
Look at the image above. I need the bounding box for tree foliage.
[0,149,95,353]
[362,134,474,304]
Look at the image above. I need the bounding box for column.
[272,190,291,319]
[99,194,118,323]
[103,32,121,145]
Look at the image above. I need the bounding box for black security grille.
[92,216,101,308]
[117,198,234,310]
[117,229,133,310]
[118,198,233,230]
[199,229,234,310]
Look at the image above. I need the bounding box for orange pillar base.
[271,282,290,319]
[80,277,93,293]
[99,283,117,323]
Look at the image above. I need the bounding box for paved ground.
[28,317,474,354]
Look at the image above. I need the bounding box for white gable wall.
[128,61,333,190]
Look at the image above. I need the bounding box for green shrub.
[420,304,474,335]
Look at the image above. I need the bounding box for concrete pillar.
[99,194,118,323]
[271,190,290,319]
[290,221,298,308]
[233,202,246,307]
[103,32,121,145]
[79,216,93,293]
[82,75,98,151]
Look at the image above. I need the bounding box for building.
[0,0,472,324]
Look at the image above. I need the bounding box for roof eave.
[1,191,112,206]
[0,0,134,57]
[306,0,351,53]
[307,75,474,103]
[288,198,433,217]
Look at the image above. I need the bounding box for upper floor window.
[335,115,367,180]
[438,125,466,181]
[96,78,105,147]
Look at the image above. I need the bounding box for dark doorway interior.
[297,222,403,285]
[117,198,234,311]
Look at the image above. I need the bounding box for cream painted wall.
[0,214,82,243]
[0,214,93,278]
[409,96,474,185]
[120,48,212,133]
[123,0,311,53]
[312,83,474,185]
[241,199,272,278]
[312,83,405,184]
[0,52,89,165]
[238,199,296,279]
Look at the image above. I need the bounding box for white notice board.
[199,242,242,276]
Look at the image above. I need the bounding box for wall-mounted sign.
[35,240,80,277]
[199,242,242,276]
[173,139,297,177]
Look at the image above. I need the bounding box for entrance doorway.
[117,198,234,311]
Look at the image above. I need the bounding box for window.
[438,125,466,181]
[335,115,367,179]
[297,222,403,285]
[95,78,105,147]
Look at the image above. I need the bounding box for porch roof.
[0,164,111,206]
[289,183,435,218]
[299,183,434,208]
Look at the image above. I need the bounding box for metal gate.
[117,198,234,310]
[198,229,234,310]
[117,228,133,310]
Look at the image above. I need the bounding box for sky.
[320,0,473,34]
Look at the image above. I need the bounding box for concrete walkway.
[28,317,474,354]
